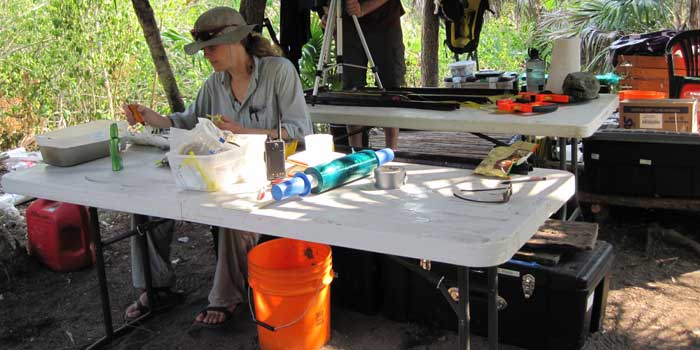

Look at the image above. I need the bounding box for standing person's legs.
[196,228,259,324]
[367,21,405,150]
[343,22,369,148]
[126,217,176,318]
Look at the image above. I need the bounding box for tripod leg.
[312,0,338,97]
[336,0,343,79]
[351,15,383,90]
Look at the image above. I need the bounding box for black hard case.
[382,241,614,350]
[582,129,700,197]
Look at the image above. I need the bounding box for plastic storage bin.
[382,241,614,350]
[26,199,95,272]
[37,120,127,167]
[167,134,266,191]
[583,129,700,197]
[448,60,476,78]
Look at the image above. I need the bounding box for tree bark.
[131,0,185,113]
[239,0,267,25]
[421,0,440,87]
[691,0,700,29]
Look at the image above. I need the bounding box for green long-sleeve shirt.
[170,56,313,140]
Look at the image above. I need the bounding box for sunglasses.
[453,184,513,204]
[190,25,235,42]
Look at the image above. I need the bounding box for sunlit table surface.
[308,93,618,139]
[2,146,574,267]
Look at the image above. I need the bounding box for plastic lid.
[618,90,666,100]
[271,172,312,201]
[375,148,395,166]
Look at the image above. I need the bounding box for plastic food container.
[448,60,476,78]
[37,120,127,167]
[167,134,266,191]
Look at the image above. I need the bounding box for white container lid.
[36,120,127,149]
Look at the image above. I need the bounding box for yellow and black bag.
[439,0,492,58]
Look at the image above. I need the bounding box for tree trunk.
[239,0,267,25]
[131,0,185,113]
[691,0,700,29]
[421,0,440,87]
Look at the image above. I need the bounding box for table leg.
[559,138,568,220]
[86,214,159,349]
[488,267,499,350]
[569,138,580,221]
[458,266,470,350]
[90,207,113,336]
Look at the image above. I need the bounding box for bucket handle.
[247,277,325,332]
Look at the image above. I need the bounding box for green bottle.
[109,122,123,171]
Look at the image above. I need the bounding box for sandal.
[124,287,186,322]
[193,306,235,328]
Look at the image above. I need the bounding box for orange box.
[619,98,697,133]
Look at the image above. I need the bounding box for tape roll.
[374,165,407,190]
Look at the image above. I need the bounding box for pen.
[500,176,547,185]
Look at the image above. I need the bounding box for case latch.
[522,274,536,299]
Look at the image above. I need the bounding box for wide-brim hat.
[184,7,257,55]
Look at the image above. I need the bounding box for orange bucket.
[248,238,334,350]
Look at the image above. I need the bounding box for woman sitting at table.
[122,6,312,326]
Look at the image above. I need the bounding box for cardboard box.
[619,99,697,133]
[614,55,687,96]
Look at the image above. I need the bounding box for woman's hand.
[214,115,247,134]
[121,103,172,128]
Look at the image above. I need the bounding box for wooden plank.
[578,191,700,211]
[615,67,670,80]
[525,219,599,251]
[617,54,687,71]
[513,249,561,266]
[619,78,668,94]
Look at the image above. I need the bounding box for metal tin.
[373,165,407,190]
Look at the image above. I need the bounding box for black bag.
[609,30,680,67]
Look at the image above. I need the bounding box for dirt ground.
[1,203,699,350]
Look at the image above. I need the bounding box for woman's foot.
[124,291,149,320]
[194,304,237,325]
[124,288,185,321]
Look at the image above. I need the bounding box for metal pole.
[336,0,343,78]
[569,137,579,221]
[487,267,499,350]
[458,266,471,350]
[89,207,113,338]
[559,137,568,220]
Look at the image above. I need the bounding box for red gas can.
[26,199,95,272]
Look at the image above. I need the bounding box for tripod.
[311,0,383,98]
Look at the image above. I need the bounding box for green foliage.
[0,0,680,151]
[478,8,533,72]
[535,0,675,72]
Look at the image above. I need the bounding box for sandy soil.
[1,204,699,350]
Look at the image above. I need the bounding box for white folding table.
[309,93,618,220]
[308,93,618,138]
[2,146,575,349]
